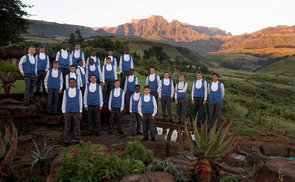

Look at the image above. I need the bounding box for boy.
[145,66,161,104]
[102,57,117,105]
[71,42,85,67]
[129,84,142,136]
[208,73,225,128]
[18,46,37,105]
[119,48,133,88]
[61,78,83,146]
[191,71,207,125]
[108,79,125,135]
[159,71,174,122]
[138,85,157,141]
[124,69,138,113]
[86,49,100,68]
[84,74,103,136]
[55,42,71,85]
[86,58,102,83]
[65,65,82,89]
[103,49,117,71]
[76,59,87,93]
[35,46,49,95]
[44,61,63,115]
[175,74,188,124]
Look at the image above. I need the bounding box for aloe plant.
[0,71,17,94]
[30,138,59,175]
[178,114,237,182]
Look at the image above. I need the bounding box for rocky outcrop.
[120,172,175,182]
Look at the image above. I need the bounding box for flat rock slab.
[120,172,175,182]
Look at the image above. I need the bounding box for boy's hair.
[39,45,45,49]
[91,49,96,52]
[143,85,150,90]
[149,66,155,69]
[28,45,35,49]
[69,78,76,82]
[53,61,59,65]
[90,74,97,78]
[61,42,67,45]
[69,65,76,68]
[106,57,111,60]
[163,71,169,74]
[75,42,80,46]
[135,84,140,89]
[129,68,134,71]
[114,79,120,83]
[107,48,113,52]
[197,71,202,75]
[179,74,184,78]
[212,72,219,77]
[89,58,94,62]
[77,59,82,63]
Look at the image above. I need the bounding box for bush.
[146,159,188,182]
[123,141,154,165]
[0,60,21,79]
[124,158,146,173]
[220,175,240,182]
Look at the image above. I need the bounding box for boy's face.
[114,81,120,88]
[106,58,111,64]
[164,73,169,78]
[61,43,67,50]
[69,67,76,73]
[108,50,113,55]
[28,47,35,55]
[179,76,184,82]
[91,51,96,56]
[90,76,97,83]
[150,68,155,74]
[124,49,129,54]
[212,75,218,82]
[39,47,45,53]
[197,73,202,80]
[90,60,94,65]
[144,88,150,95]
[129,70,134,75]
[53,63,59,69]
[69,79,76,88]
[135,86,140,93]
[75,44,80,50]
[77,61,83,67]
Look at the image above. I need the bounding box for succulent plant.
[0,71,17,94]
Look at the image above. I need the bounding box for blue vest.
[126,76,137,92]
[48,69,61,89]
[23,55,36,75]
[104,65,115,81]
[121,55,132,72]
[209,82,222,103]
[111,89,123,108]
[58,50,70,68]
[176,81,186,98]
[87,65,100,81]
[37,53,47,71]
[131,93,142,113]
[88,56,100,67]
[193,79,205,98]
[72,50,83,66]
[147,74,158,92]
[141,95,154,114]
[87,83,101,106]
[77,67,86,85]
[66,88,80,112]
[161,79,172,97]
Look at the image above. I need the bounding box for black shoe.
[142,138,148,141]
[63,142,70,146]
[131,133,136,136]
[118,130,124,135]
[24,102,30,106]
[137,131,143,135]
[85,132,92,136]
[29,100,35,104]
[108,131,113,135]
[169,119,174,123]
[95,132,100,137]
[75,141,80,145]
[151,138,156,141]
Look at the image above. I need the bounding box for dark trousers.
[59,67,69,90]
[142,113,156,140]
[64,112,81,143]
[87,105,101,133]
[125,91,133,112]
[103,80,114,105]
[176,97,186,123]
[150,91,158,105]
[120,71,129,89]
[24,74,36,104]
[131,112,141,134]
[80,85,85,95]
[47,88,59,114]
[36,70,46,94]
[209,102,222,128]
[193,97,205,125]
[109,108,122,132]
[161,96,173,121]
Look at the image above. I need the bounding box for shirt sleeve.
[157,75,161,93]
[79,90,83,113]
[55,51,60,61]
[70,51,74,65]
[170,80,174,97]
[44,71,50,89]
[35,57,38,75]
[46,55,50,71]
[191,81,194,101]
[130,56,134,69]
[152,96,157,117]
[84,84,88,108]
[61,91,66,113]
[158,79,162,97]
[175,83,177,100]
[98,66,102,82]
[135,77,138,85]
[108,90,112,110]
[65,75,69,89]
[124,77,128,91]
[99,85,103,107]
[119,56,122,73]
[204,81,208,100]
[86,57,89,68]
[121,91,125,111]
[138,97,142,116]
[59,72,63,90]
[113,65,117,79]
[221,83,225,98]
[101,66,105,83]
[129,95,133,113]
[82,52,85,68]
[145,76,148,85]
[18,55,26,74]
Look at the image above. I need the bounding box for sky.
[23,0,295,35]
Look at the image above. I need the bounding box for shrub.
[146,159,188,182]
[123,158,146,173]
[122,141,154,165]
[220,175,240,182]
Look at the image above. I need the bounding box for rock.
[142,140,169,159]
[33,114,64,125]
[120,172,175,182]
[255,158,295,182]
[46,154,62,182]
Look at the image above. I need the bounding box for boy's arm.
[99,85,103,107]
[59,73,63,91]
[121,91,125,111]
[79,90,83,113]
[130,56,134,69]
[152,96,157,117]
[113,66,117,80]
[101,66,105,83]
[191,82,194,101]
[18,55,26,76]
[46,55,50,72]
[82,52,85,68]
[129,95,132,113]
[108,90,112,111]
[84,84,88,108]
[61,91,66,113]
[44,71,50,90]
[204,81,208,101]
[221,83,225,98]
[170,80,174,98]
[138,97,142,116]
[119,56,122,73]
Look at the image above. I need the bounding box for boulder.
[120,172,175,182]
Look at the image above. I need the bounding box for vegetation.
[0,71,17,94]
[178,118,237,182]
[122,141,154,166]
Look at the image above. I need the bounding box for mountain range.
[27,16,295,55]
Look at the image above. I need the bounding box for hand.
[99,106,103,110]
[120,109,123,112]
[21,72,25,77]
[192,100,195,104]
[63,113,67,120]
[141,115,144,120]
[85,107,88,111]
[152,116,155,120]
[59,89,62,94]
[45,89,48,93]
[203,100,207,105]
[109,109,112,112]
[159,97,161,101]
[175,100,178,104]
[79,113,82,120]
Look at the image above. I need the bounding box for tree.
[68,29,84,46]
[0,0,31,45]
[143,46,169,62]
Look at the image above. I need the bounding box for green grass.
[0,80,25,94]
